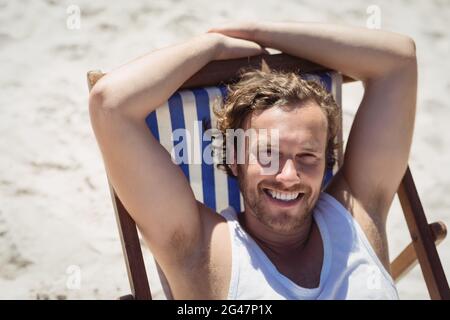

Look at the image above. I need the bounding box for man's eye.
[297,154,317,163]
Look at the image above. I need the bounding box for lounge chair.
[87,53,449,300]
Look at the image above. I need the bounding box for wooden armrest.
[87,53,357,93]
[391,221,447,282]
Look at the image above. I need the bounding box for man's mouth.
[262,188,304,206]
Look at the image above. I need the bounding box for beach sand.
[0,0,448,299]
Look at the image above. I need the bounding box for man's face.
[232,100,328,234]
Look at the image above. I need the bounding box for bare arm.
[89,33,266,269]
[209,22,417,266]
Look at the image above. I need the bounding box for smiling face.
[231,100,328,234]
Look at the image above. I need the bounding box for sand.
[0,0,448,299]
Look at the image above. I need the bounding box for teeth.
[267,190,300,201]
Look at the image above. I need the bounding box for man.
[89,21,417,299]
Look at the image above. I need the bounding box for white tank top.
[220,192,399,300]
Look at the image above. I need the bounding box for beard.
[237,169,318,233]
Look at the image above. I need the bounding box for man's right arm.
[88,33,265,269]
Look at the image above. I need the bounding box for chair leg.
[397,166,450,300]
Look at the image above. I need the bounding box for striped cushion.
[145,71,342,213]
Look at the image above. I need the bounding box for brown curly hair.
[213,67,341,177]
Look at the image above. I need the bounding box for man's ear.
[229,148,239,177]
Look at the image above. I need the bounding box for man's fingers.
[207,29,243,39]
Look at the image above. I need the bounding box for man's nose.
[276,159,300,187]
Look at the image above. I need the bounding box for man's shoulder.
[156,202,231,299]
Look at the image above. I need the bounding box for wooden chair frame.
[87,53,449,300]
